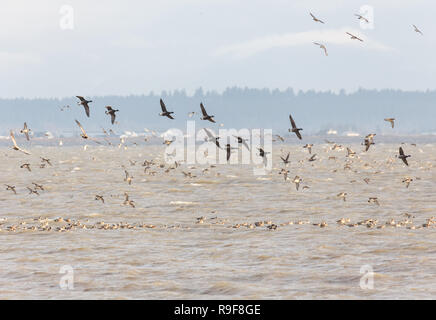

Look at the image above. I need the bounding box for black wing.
[111,113,116,124]
[289,114,297,129]
[200,103,208,116]
[160,99,168,113]
[399,147,404,156]
[83,103,90,117]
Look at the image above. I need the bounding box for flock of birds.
[1,10,433,233]
[308,11,424,56]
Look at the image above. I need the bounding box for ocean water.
[0,136,435,299]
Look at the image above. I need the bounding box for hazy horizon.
[1,86,436,135]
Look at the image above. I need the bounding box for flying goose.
[159,99,175,119]
[200,103,215,123]
[288,114,303,140]
[105,106,119,124]
[398,147,411,166]
[95,195,104,203]
[76,96,92,117]
[225,144,238,161]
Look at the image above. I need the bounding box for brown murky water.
[0,138,435,299]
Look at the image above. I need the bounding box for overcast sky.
[1,0,435,98]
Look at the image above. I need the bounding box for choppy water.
[0,137,435,299]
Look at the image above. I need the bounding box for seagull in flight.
[288,114,303,140]
[159,99,175,119]
[313,42,328,56]
[76,96,92,117]
[355,14,369,23]
[310,12,324,24]
[346,32,363,42]
[74,120,102,144]
[384,118,395,128]
[75,120,89,139]
[10,130,31,155]
[413,25,423,35]
[200,103,215,123]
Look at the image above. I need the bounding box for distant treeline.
[1,87,435,135]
